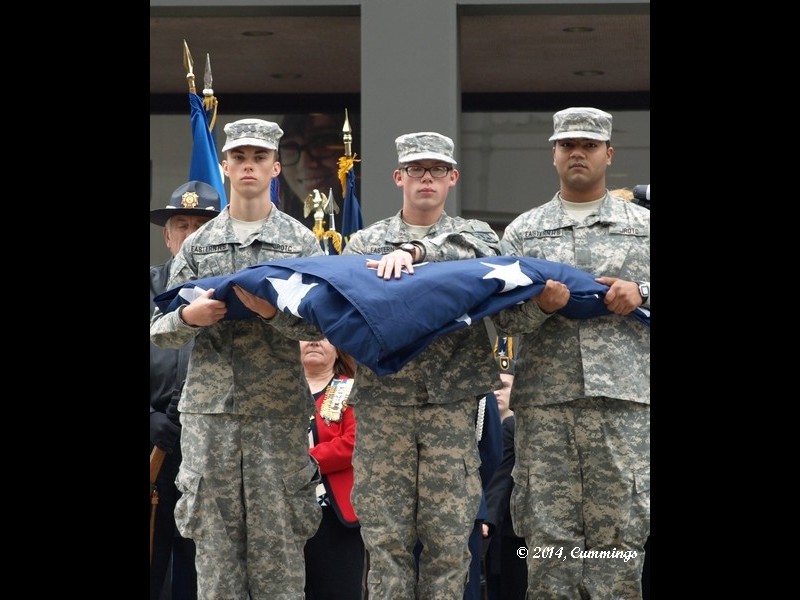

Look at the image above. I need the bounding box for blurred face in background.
[280,114,344,203]
[494,373,515,419]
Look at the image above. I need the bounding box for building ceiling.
[150,8,650,100]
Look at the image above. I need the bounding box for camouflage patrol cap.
[395,131,457,165]
[222,118,284,152]
[549,107,612,142]
[150,180,221,227]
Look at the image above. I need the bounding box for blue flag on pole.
[153,255,650,376]
[270,177,280,208]
[189,92,228,208]
[341,166,363,248]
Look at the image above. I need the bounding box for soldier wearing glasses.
[342,132,502,599]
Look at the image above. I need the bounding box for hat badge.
[181,191,199,209]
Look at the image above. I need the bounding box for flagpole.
[324,109,353,253]
[343,108,352,160]
[327,187,337,233]
[338,109,363,250]
[325,186,337,256]
[184,40,228,208]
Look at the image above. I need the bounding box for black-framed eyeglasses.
[401,165,451,178]
[280,135,343,166]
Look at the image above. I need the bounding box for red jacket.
[309,380,358,526]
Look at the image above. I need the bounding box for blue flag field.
[188,92,227,208]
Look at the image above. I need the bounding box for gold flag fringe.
[337,154,361,196]
[203,95,218,132]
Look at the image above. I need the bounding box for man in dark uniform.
[150,181,220,600]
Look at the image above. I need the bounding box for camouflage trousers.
[511,398,650,600]
[352,400,483,600]
[175,413,321,600]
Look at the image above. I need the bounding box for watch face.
[639,284,650,297]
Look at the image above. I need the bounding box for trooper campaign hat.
[222,118,284,153]
[150,181,221,227]
[395,131,457,165]
[549,107,612,142]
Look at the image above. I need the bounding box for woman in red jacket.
[301,338,365,599]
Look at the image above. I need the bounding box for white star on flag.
[266,272,318,316]
[480,260,534,292]
[456,313,473,327]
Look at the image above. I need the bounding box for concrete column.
[360,0,460,224]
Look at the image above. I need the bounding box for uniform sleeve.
[261,311,325,341]
[419,220,501,260]
[150,247,203,348]
[340,230,367,255]
[492,296,553,337]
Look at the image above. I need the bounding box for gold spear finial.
[342,108,352,158]
[183,39,196,94]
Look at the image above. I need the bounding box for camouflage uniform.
[494,191,650,600]
[150,206,325,600]
[342,211,502,599]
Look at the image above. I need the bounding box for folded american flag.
[153,254,649,375]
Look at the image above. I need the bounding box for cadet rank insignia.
[320,377,354,425]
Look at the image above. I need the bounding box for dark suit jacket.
[484,415,516,537]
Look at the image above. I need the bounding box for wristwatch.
[177,304,199,328]
[399,243,417,260]
[637,282,650,304]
